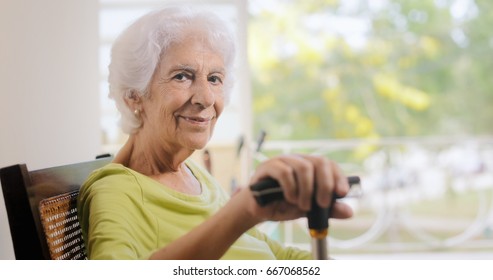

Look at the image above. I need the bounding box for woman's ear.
[124,90,143,111]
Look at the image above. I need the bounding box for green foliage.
[249,0,493,142]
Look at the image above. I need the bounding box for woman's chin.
[183,137,211,151]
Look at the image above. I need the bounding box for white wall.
[0,0,100,259]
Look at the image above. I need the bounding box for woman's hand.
[242,154,353,223]
[149,154,353,260]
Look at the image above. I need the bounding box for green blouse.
[77,161,311,260]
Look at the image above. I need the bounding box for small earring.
[134,109,141,117]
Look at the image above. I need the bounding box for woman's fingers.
[250,154,352,217]
[279,155,314,211]
[310,155,335,208]
[294,155,349,209]
[250,155,315,211]
[330,201,353,219]
[250,158,297,204]
[320,158,350,208]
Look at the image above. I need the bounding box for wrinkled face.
[140,33,226,151]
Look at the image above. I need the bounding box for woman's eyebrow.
[210,67,226,74]
[170,64,196,73]
[168,64,225,75]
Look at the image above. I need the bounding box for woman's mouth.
[179,116,214,125]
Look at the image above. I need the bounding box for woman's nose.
[191,78,215,108]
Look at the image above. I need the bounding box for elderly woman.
[77,6,352,260]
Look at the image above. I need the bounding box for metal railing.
[253,135,493,253]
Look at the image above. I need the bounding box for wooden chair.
[0,157,112,260]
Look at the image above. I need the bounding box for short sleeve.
[78,167,157,260]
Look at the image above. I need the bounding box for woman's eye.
[208,76,222,84]
[174,73,189,81]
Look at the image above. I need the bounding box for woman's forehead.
[159,37,226,70]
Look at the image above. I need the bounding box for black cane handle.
[250,176,360,207]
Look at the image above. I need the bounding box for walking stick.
[250,176,361,259]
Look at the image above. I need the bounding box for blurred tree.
[248,0,492,142]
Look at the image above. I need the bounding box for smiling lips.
[179,115,214,124]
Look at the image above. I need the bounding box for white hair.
[108,6,236,134]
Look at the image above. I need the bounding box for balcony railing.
[253,135,493,254]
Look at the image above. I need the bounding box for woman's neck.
[113,133,194,176]
[113,134,201,195]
